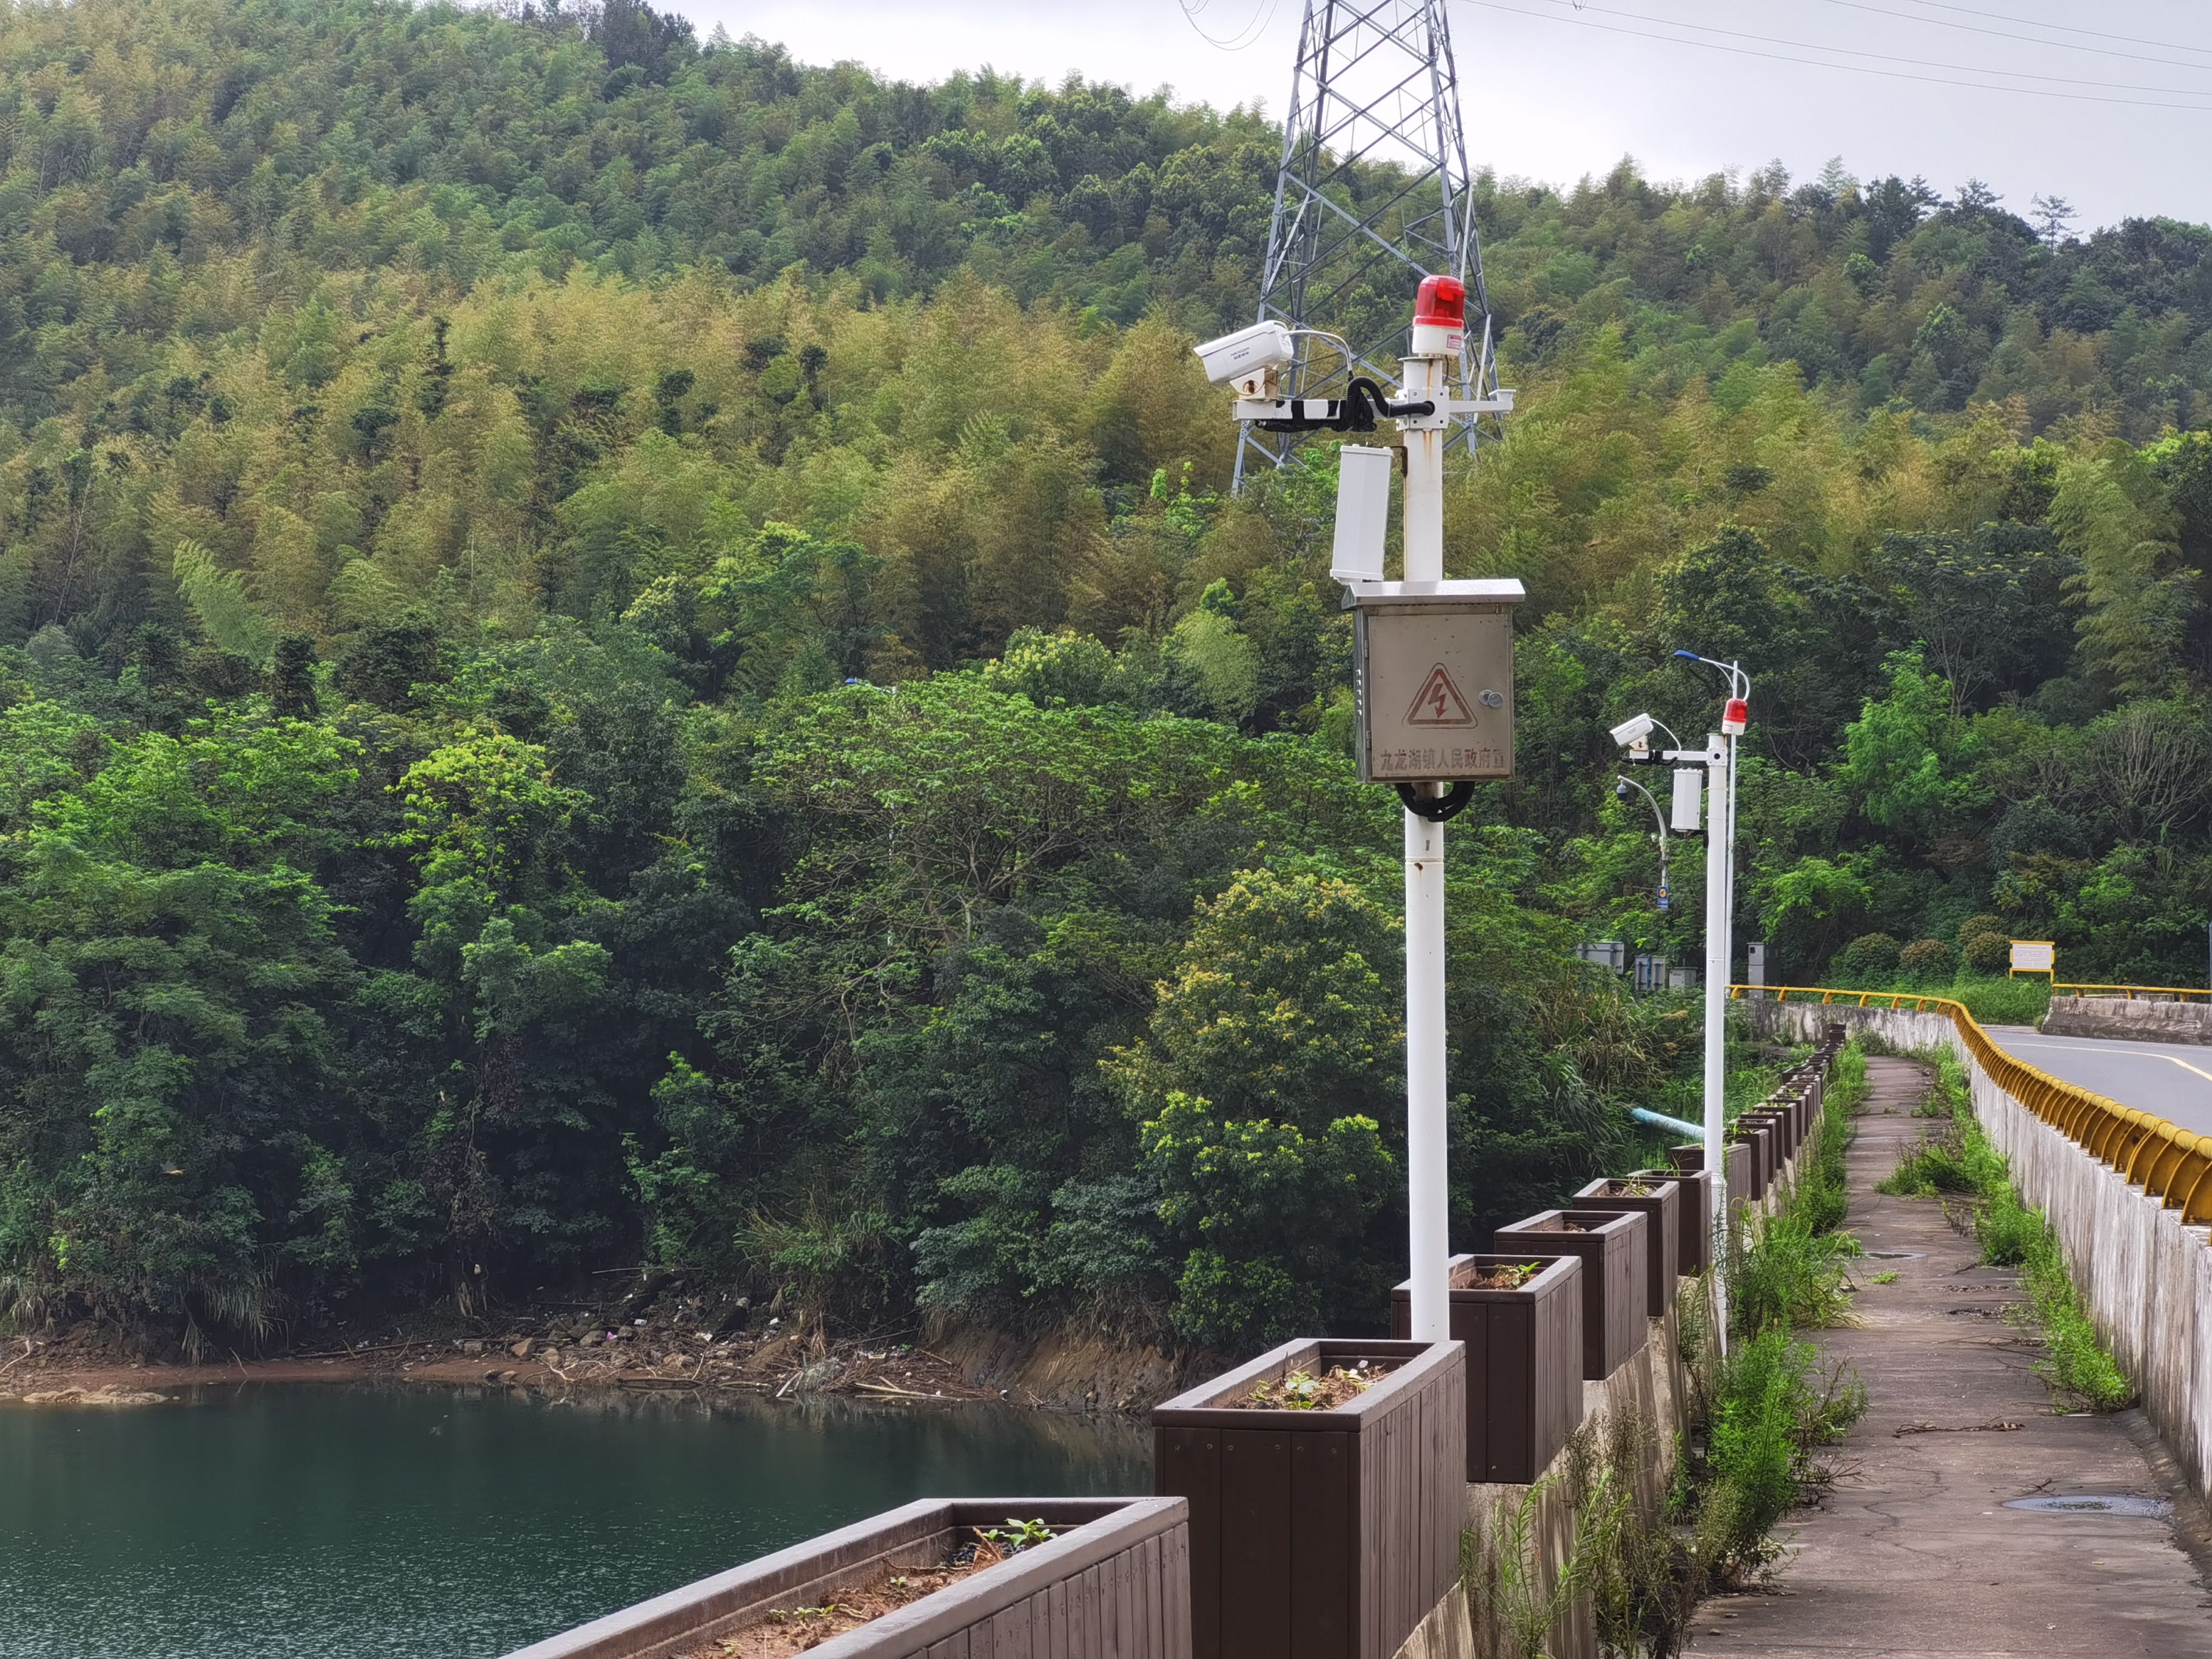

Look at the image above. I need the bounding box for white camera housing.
[1608,712,1655,748]
[1194,321,1296,390]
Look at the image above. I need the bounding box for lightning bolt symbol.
[1431,685,1448,719]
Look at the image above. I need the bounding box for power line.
[1535,0,2212,99]
[1897,0,2212,61]
[1178,0,1279,52]
[1456,0,2212,112]
[1811,0,2212,72]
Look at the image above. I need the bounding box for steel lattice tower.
[1236,0,1498,487]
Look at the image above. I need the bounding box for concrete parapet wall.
[1749,1000,2212,1502]
[2042,995,2212,1046]
[1458,1305,1688,1659]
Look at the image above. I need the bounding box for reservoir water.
[0,1382,1150,1659]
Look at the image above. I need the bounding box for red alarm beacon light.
[1410,275,1467,358]
[1722,697,1750,736]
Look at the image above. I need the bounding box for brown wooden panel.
[1163,1523,1193,1659]
[923,1631,970,1659]
[1110,1541,1133,1659]
[1074,1564,1100,1659]
[1132,1540,1150,1659]
[1482,1299,1523,1483]
[1287,1430,1350,1659]
[1155,1428,1219,1659]
[1606,1215,1643,1375]
[1041,1577,1068,1659]
[1538,1265,1583,1478]
[990,1601,1028,1659]
[1092,1553,1115,1659]
[1431,1361,1462,1608]
[1219,1429,1292,1659]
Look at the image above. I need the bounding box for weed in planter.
[704,1528,1033,1659]
[1468,1261,1542,1290]
[1605,1180,1657,1198]
[1244,1361,1390,1410]
[976,1518,1056,1554]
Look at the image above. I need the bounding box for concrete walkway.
[1693,1056,2212,1656]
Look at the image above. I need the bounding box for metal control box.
[1348,579,1524,783]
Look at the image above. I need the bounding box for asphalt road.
[1986,1024,2212,1139]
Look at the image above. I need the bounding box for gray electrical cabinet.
[1346,579,1525,783]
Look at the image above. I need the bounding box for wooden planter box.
[1154,1338,1463,1659]
[1741,1107,1792,1165]
[1389,1253,1584,1485]
[1491,1209,1645,1381]
[1572,1177,1681,1315]
[501,1497,1191,1659]
[1642,1164,1710,1275]
[1737,1119,1775,1196]
[1670,1142,1752,1220]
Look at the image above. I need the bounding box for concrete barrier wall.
[2043,996,2212,1046]
[1750,1000,2212,1501]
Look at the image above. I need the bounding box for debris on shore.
[0,1278,1000,1406]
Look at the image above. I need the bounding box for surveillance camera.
[1609,712,1655,748]
[1194,321,1295,389]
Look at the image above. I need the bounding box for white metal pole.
[1402,347,1450,1343]
[1703,733,1731,1353]
[1406,811,1449,1342]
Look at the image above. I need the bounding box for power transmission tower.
[1236,0,1499,489]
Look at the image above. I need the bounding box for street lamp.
[1614,774,1671,912]
[1667,651,1752,1353]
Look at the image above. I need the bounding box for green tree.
[1111,870,1403,1347]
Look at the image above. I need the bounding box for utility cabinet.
[1346,580,1523,784]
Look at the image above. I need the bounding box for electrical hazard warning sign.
[1405,665,1474,726]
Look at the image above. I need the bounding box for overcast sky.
[682,0,2212,233]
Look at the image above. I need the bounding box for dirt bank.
[1,1294,1202,1412]
[928,1319,1215,1412]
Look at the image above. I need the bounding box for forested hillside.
[2,0,2210,1356]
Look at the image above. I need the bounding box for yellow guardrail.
[1730,985,2212,1226]
[2053,982,2212,1003]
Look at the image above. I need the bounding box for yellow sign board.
[2009,939,2056,978]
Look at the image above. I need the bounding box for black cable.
[1454,0,2212,110]
[1252,377,1436,435]
[1541,0,2212,97]
[1900,0,2212,58]
[1814,0,2212,69]
[1398,783,1477,822]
